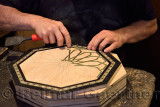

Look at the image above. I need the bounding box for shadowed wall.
[152,0,160,19]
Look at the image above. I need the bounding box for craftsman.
[0,0,157,53]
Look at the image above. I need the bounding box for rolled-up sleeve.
[140,0,156,20]
[128,0,156,22]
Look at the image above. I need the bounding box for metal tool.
[5,34,42,46]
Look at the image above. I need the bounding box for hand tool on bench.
[5,34,42,46]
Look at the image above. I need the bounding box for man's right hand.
[0,4,71,47]
[31,16,71,47]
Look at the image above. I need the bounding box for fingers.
[57,21,71,47]
[36,19,71,47]
[104,42,119,53]
[52,25,64,46]
[88,30,123,53]
[41,31,49,44]
[99,38,111,51]
[88,34,105,51]
[48,33,56,44]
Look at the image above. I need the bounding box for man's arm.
[0,4,71,47]
[88,18,158,52]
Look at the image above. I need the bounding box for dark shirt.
[0,0,156,45]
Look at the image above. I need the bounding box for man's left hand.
[87,30,126,53]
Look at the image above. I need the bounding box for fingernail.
[68,44,71,47]
[92,47,96,51]
[45,42,49,44]
[88,46,92,50]
[50,41,54,44]
[104,49,108,53]
[58,43,62,47]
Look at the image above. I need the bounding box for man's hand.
[31,17,71,47]
[0,5,71,47]
[88,30,126,53]
[88,19,157,52]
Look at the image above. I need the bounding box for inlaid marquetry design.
[10,45,120,93]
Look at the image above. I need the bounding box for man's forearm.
[0,4,40,31]
[116,18,158,43]
[88,18,158,52]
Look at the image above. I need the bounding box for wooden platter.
[9,45,127,107]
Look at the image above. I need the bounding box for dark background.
[0,0,160,106]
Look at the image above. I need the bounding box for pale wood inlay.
[20,47,109,87]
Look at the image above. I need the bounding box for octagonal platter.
[9,45,120,93]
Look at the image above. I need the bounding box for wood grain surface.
[19,47,110,87]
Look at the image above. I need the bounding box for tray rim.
[8,45,121,93]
